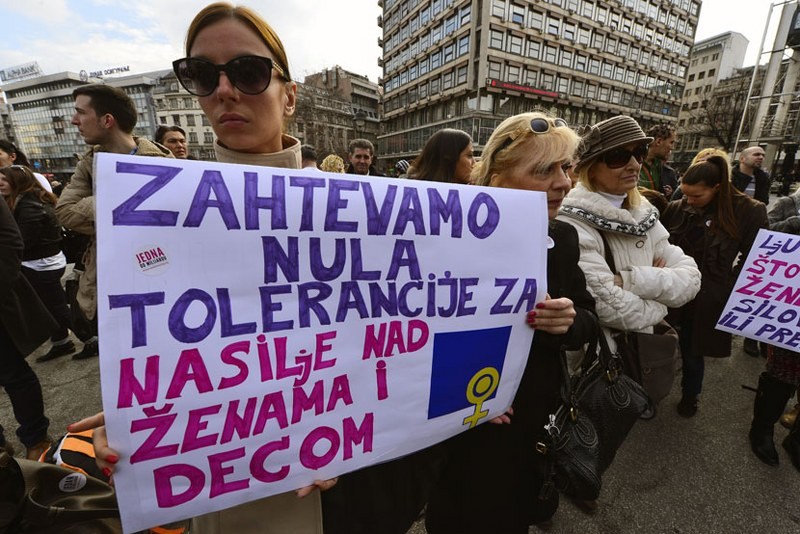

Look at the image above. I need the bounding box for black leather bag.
[537,335,649,500]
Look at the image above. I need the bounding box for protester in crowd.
[761,184,800,453]
[558,115,700,431]
[661,156,767,417]
[56,84,172,361]
[154,125,189,159]
[346,138,384,176]
[395,158,410,178]
[732,146,770,205]
[0,198,56,460]
[0,165,77,362]
[71,3,334,532]
[319,153,345,173]
[0,139,53,193]
[638,124,677,198]
[301,144,318,168]
[425,112,599,534]
[406,128,474,184]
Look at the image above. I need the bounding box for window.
[698,71,705,79]
[172,114,181,125]
[511,4,524,24]
[490,30,504,49]
[708,68,716,77]
[457,65,468,85]
[688,74,695,82]
[547,17,560,36]
[507,65,520,83]
[186,115,196,127]
[491,0,505,18]
[528,39,541,59]
[458,35,470,56]
[544,45,558,64]
[563,23,576,41]
[529,11,544,30]
[204,132,214,143]
[189,132,198,143]
[509,34,523,55]
[488,60,502,79]
[560,49,573,68]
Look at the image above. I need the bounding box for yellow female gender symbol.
[462,367,500,428]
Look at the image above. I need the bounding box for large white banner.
[95,153,549,532]
[716,228,800,351]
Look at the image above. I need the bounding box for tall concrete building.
[378,0,701,166]
[2,70,165,179]
[673,31,748,169]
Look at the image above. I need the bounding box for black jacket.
[346,164,385,177]
[732,164,770,205]
[13,193,62,261]
[0,200,57,356]
[661,195,768,357]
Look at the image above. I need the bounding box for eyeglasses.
[601,144,649,169]
[172,55,287,97]
[499,117,569,152]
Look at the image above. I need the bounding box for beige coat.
[55,138,173,319]
[191,136,323,534]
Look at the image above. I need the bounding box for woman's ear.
[284,81,297,117]
[488,173,502,187]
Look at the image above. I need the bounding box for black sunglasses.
[601,144,649,169]
[499,117,569,152]
[172,55,287,97]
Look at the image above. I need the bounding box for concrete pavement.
[3,334,798,533]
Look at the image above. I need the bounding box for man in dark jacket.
[0,199,57,459]
[346,138,385,176]
[639,124,678,198]
[732,146,770,205]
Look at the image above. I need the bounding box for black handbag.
[536,335,649,500]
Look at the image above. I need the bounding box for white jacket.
[557,184,700,334]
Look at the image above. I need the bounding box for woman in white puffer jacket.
[557,114,701,512]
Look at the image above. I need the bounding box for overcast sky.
[0,0,791,85]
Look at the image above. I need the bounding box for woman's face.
[490,136,572,219]
[590,142,643,195]
[0,149,15,167]
[189,18,296,154]
[680,182,719,209]
[0,173,10,197]
[453,143,475,184]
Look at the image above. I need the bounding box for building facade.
[2,70,167,179]
[673,31,748,169]
[152,71,217,161]
[378,0,700,167]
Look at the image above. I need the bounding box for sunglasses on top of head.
[172,55,288,97]
[600,144,649,169]
[499,117,569,152]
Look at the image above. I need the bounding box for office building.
[673,31,748,168]
[378,0,701,166]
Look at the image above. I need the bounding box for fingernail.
[106,455,119,464]
[102,467,112,478]
[536,302,546,309]
[528,311,537,317]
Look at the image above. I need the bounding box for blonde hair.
[472,112,580,186]
[577,159,643,208]
[185,2,291,81]
[692,147,729,166]
[320,154,345,173]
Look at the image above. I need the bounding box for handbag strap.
[598,231,617,274]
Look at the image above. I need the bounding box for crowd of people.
[1,2,799,533]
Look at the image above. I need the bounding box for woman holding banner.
[424,112,599,534]
[70,3,333,533]
[661,156,767,419]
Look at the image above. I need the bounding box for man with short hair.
[347,139,384,176]
[732,146,770,205]
[301,144,318,169]
[155,125,189,159]
[639,124,678,198]
[55,84,172,360]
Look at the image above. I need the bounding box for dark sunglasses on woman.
[601,144,649,169]
[172,55,288,97]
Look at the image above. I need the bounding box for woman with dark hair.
[407,128,474,184]
[154,125,188,159]
[661,156,768,418]
[0,165,75,362]
[0,140,53,193]
[425,112,598,534]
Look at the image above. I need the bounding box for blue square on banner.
[427,326,512,419]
